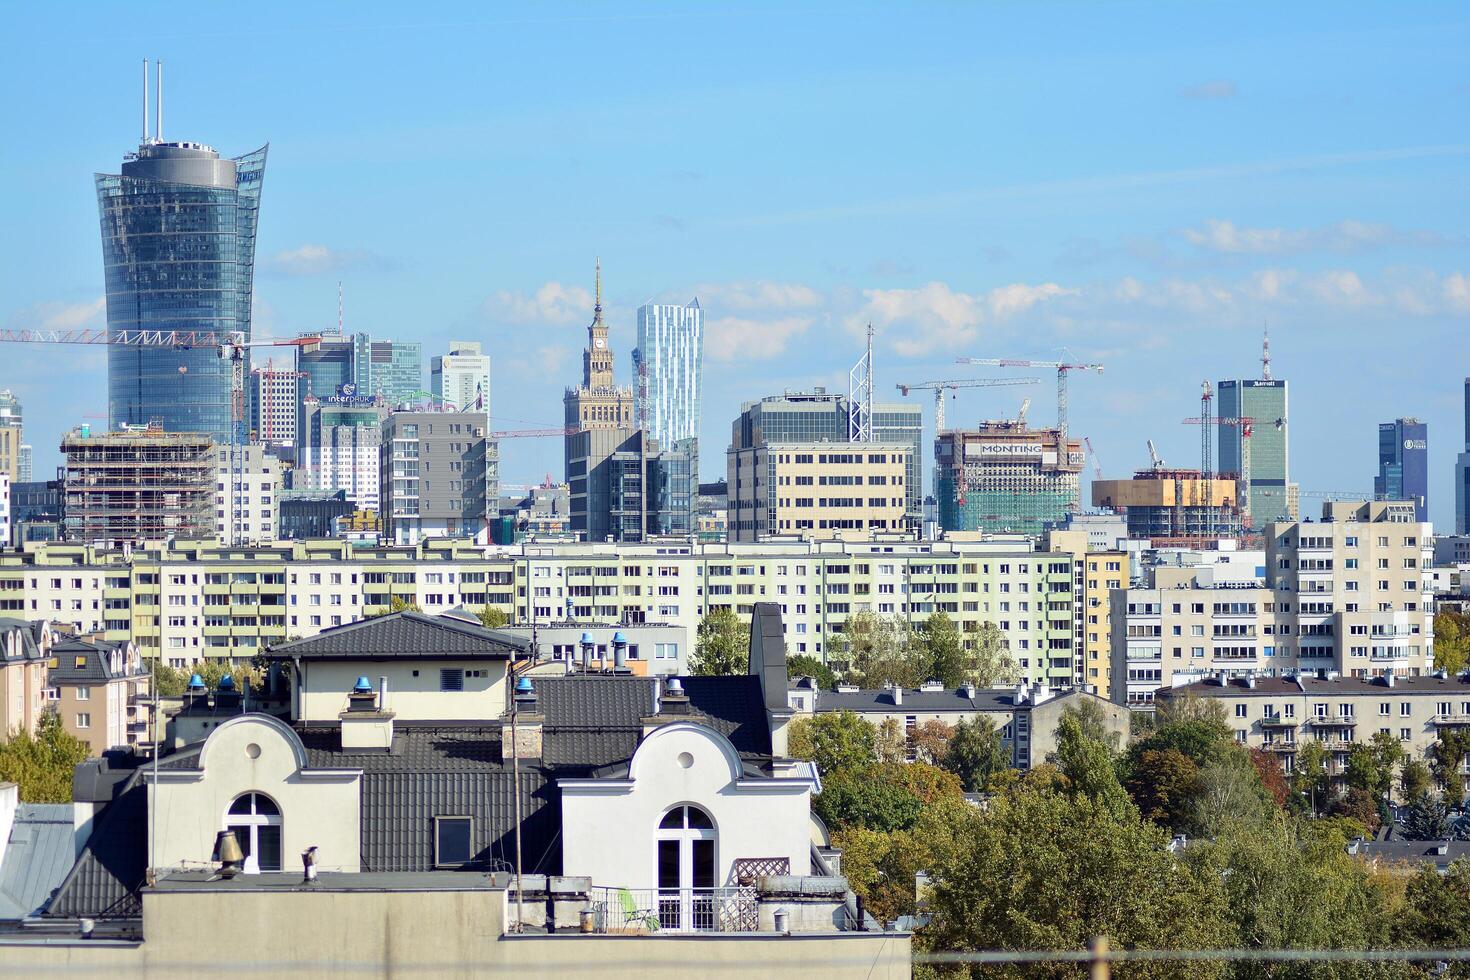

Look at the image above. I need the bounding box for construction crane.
[1147,439,1165,471]
[954,356,1103,441]
[1182,393,1256,532]
[895,377,1039,431]
[0,328,320,545]
[1083,436,1104,480]
[1017,398,1031,428]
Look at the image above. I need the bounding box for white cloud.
[689,281,823,312]
[33,297,106,332]
[1181,80,1238,100]
[1182,218,1453,256]
[264,243,390,277]
[847,281,1075,357]
[705,315,814,362]
[485,282,595,325]
[1445,273,1470,313]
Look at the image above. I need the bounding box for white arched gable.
[627,721,745,784]
[196,712,310,772]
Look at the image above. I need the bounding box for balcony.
[1260,716,1296,728]
[1264,741,1297,752]
[1433,714,1470,727]
[588,887,758,934]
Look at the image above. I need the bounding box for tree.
[1052,713,1134,822]
[690,608,749,676]
[1124,748,1202,832]
[1434,728,1470,806]
[941,715,1010,792]
[1248,748,1290,808]
[834,795,972,925]
[188,658,262,692]
[785,653,836,690]
[873,719,907,764]
[1155,691,1230,728]
[1060,697,1122,755]
[1400,793,1454,840]
[1187,751,1275,838]
[1437,611,1470,676]
[813,762,957,834]
[476,606,509,629]
[966,621,1020,688]
[908,720,953,766]
[787,711,876,776]
[1328,787,1383,837]
[152,663,188,698]
[842,611,924,690]
[1401,758,1434,801]
[1399,857,1470,954]
[923,783,1231,978]
[1345,731,1405,805]
[1293,740,1332,815]
[0,710,92,802]
[919,611,966,687]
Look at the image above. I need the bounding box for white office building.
[431,340,491,413]
[633,300,703,450]
[214,444,281,544]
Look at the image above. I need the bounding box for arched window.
[225,792,282,874]
[655,805,717,930]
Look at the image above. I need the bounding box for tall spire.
[594,257,602,320]
[1261,321,1272,381]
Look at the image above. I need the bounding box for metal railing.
[588,886,758,934]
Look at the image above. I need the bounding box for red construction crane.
[954,355,1103,441]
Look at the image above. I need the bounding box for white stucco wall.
[148,714,362,874]
[298,660,508,722]
[560,722,813,890]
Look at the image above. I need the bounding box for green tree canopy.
[966,620,1021,688]
[920,611,966,688]
[1124,748,1202,832]
[841,611,925,689]
[690,608,749,676]
[1436,610,1470,676]
[1052,713,1134,822]
[1399,857,1470,952]
[940,715,1010,792]
[787,711,876,776]
[0,710,92,802]
[785,653,836,690]
[812,762,960,834]
[476,605,510,629]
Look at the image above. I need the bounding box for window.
[435,816,474,867]
[75,686,90,701]
[225,793,282,874]
[1234,704,1248,718]
[440,668,465,692]
[656,805,717,930]
[75,712,90,729]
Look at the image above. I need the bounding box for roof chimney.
[643,676,700,737]
[501,676,543,761]
[612,631,630,674]
[339,675,395,750]
[889,684,903,706]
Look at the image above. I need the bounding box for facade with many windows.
[1113,500,1435,709]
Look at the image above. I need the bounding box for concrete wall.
[149,715,361,873]
[561,722,813,890]
[299,660,507,722]
[0,886,909,978]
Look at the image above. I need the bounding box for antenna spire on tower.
[1261,321,1272,381]
[594,257,602,315]
[156,60,163,142]
[142,59,150,144]
[338,281,344,334]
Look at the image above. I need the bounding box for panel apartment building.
[0,537,1084,685]
[1112,500,1435,709]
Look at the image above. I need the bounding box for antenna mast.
[156,60,163,142]
[142,59,150,144]
[1261,322,1272,381]
[848,324,874,442]
[338,281,344,334]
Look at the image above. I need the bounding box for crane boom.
[894,377,1039,431]
[955,356,1103,440]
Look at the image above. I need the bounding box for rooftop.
[264,610,529,661]
[1163,673,1470,698]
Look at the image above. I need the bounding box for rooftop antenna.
[156,60,163,143]
[142,59,150,144]
[1261,321,1272,382]
[338,281,344,333]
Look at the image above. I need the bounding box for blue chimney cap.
[514,676,535,695]
[218,674,236,691]
[187,673,205,690]
[613,631,628,645]
[354,676,373,693]
[580,631,595,646]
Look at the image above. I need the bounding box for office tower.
[61,425,215,545]
[432,341,491,412]
[564,262,640,541]
[18,445,30,483]
[213,443,282,544]
[355,334,423,404]
[935,422,1083,536]
[379,411,497,544]
[1457,380,1470,533]
[633,300,704,450]
[251,361,299,449]
[0,390,24,482]
[297,334,356,408]
[1218,334,1294,526]
[1375,418,1428,521]
[727,390,923,542]
[98,68,266,440]
[300,393,389,512]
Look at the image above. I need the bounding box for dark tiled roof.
[0,618,47,663]
[1166,674,1470,698]
[0,803,74,920]
[813,687,1047,713]
[264,611,529,661]
[48,638,129,684]
[680,675,772,755]
[535,676,655,728]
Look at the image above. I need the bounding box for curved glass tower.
[96,140,267,440]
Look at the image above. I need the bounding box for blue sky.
[3,2,1469,522]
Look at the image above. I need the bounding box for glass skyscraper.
[1218,378,1292,526]
[97,140,267,441]
[1376,418,1428,521]
[633,300,704,450]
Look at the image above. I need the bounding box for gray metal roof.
[812,686,1059,714]
[264,611,530,660]
[48,638,130,684]
[1165,674,1470,698]
[0,804,74,920]
[0,619,47,663]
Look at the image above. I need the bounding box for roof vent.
[214,830,244,878]
[187,673,205,690]
[353,676,373,693]
[665,677,685,698]
[218,674,236,691]
[960,682,977,699]
[514,675,537,707]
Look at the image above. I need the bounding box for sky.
[2,2,1469,524]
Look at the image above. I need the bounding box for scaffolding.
[61,426,215,546]
[935,422,1082,535]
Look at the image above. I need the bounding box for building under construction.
[61,425,216,546]
[1091,468,1243,545]
[935,422,1082,535]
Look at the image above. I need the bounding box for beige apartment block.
[1114,500,1434,709]
[0,619,52,738]
[728,443,910,542]
[1044,530,1128,688]
[47,636,151,755]
[1160,673,1470,785]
